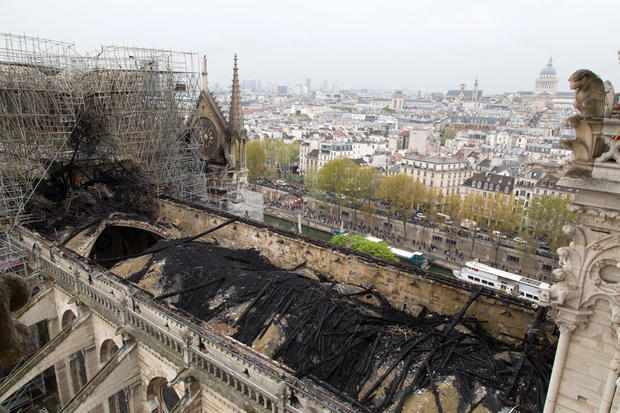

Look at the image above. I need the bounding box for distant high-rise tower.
[305,78,312,93]
[473,77,479,101]
[534,57,558,95]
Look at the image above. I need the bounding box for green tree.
[441,128,457,145]
[482,194,519,236]
[360,202,377,230]
[260,139,301,178]
[304,169,319,195]
[411,179,428,212]
[376,174,415,238]
[275,141,300,177]
[443,128,457,140]
[330,234,398,262]
[317,158,358,219]
[522,195,577,252]
[443,193,462,222]
[263,139,279,169]
[461,194,487,228]
[348,166,380,225]
[427,188,443,218]
[246,141,266,179]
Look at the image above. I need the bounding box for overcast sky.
[2,0,619,93]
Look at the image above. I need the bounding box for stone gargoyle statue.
[0,274,31,369]
[560,70,608,171]
[565,69,606,126]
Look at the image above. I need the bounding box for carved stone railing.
[11,227,355,413]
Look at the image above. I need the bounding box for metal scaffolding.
[0,231,27,276]
[0,34,207,228]
[0,34,79,226]
[81,45,205,201]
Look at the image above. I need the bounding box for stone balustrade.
[11,227,355,413]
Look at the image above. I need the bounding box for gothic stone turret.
[543,67,620,412]
[191,55,248,209]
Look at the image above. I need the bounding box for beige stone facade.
[542,69,620,412]
[401,155,473,196]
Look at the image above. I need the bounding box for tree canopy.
[246,139,300,179]
[376,174,417,238]
[317,158,358,204]
[443,128,457,140]
[246,141,266,179]
[330,234,398,262]
[521,195,577,251]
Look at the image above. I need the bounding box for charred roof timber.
[111,238,553,412]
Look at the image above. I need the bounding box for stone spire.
[201,55,208,92]
[229,54,244,137]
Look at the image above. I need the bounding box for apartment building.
[401,155,473,195]
[461,172,515,199]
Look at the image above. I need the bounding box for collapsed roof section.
[102,236,553,412]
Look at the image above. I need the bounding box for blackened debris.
[25,161,150,241]
[119,239,554,412]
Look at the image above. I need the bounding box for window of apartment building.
[507,255,520,263]
[432,235,443,242]
[446,239,457,245]
[542,264,553,271]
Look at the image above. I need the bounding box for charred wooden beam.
[98,218,238,263]
[156,276,226,300]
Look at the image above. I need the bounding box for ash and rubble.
[22,171,554,412]
[25,162,152,240]
[112,238,554,412]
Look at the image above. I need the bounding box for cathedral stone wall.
[542,69,620,412]
[153,197,543,339]
[556,302,618,412]
[254,185,556,279]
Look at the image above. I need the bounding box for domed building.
[534,57,558,95]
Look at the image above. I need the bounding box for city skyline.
[2,0,619,93]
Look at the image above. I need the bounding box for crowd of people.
[266,198,305,212]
